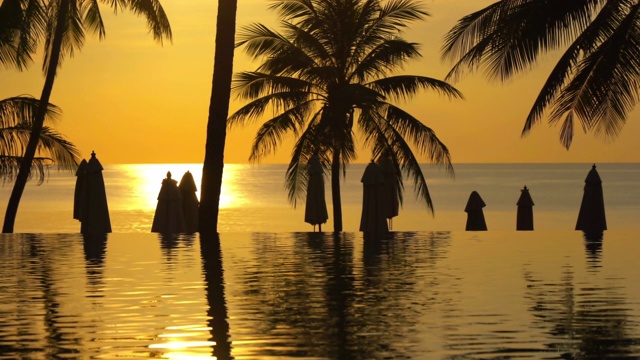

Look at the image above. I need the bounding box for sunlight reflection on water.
[1,231,639,359]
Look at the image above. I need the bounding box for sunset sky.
[2,0,639,165]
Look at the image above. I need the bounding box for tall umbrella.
[379,155,399,230]
[465,190,487,231]
[80,151,112,234]
[516,185,534,231]
[304,154,328,231]
[179,171,199,233]
[359,161,389,233]
[575,164,607,233]
[73,159,88,221]
[151,171,186,234]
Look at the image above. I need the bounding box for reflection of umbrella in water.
[359,161,389,233]
[179,171,199,233]
[379,155,400,230]
[73,159,87,221]
[516,185,534,231]
[151,171,186,234]
[304,154,328,232]
[576,164,607,234]
[80,151,112,234]
[465,191,487,231]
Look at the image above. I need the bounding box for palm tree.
[230,0,463,231]
[199,0,238,236]
[0,96,79,184]
[2,0,172,233]
[441,0,640,148]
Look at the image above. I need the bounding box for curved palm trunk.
[199,0,237,236]
[2,1,67,233]
[330,150,343,232]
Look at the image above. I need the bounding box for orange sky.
[2,0,639,165]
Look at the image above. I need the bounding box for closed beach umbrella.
[179,171,199,233]
[304,154,328,231]
[80,151,112,234]
[379,155,399,229]
[516,185,534,231]
[73,159,88,221]
[152,171,186,234]
[359,161,389,233]
[575,164,607,233]
[465,191,487,231]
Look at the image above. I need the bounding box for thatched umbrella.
[151,171,186,234]
[304,154,328,231]
[465,191,487,231]
[359,161,389,233]
[576,164,607,233]
[80,151,112,234]
[516,185,534,231]
[179,171,199,233]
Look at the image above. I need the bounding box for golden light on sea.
[114,164,247,211]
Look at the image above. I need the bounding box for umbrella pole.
[318,223,322,232]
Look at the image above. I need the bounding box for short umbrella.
[179,171,199,233]
[151,171,186,234]
[304,154,328,231]
[73,159,88,221]
[359,161,389,233]
[516,185,534,231]
[379,155,399,229]
[465,191,487,231]
[575,164,607,233]
[80,151,112,234]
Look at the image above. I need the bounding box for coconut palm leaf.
[0,96,79,184]
[443,0,640,149]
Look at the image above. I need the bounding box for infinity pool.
[1,231,638,359]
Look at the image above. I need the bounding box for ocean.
[1,163,639,359]
[1,162,638,233]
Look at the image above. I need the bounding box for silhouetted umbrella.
[379,155,399,230]
[73,158,87,221]
[516,185,534,231]
[576,164,607,233]
[465,191,487,231]
[304,154,328,231]
[80,151,112,234]
[179,171,199,233]
[151,171,186,234]
[359,161,389,233]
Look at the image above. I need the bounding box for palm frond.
[350,38,421,82]
[523,0,632,134]
[442,0,601,82]
[120,0,173,44]
[369,75,463,102]
[249,106,309,162]
[83,0,106,39]
[549,3,640,148]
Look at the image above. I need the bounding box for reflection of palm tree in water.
[360,232,453,357]
[524,265,634,358]
[200,234,232,360]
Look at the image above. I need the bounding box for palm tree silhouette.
[199,0,238,235]
[442,0,640,149]
[1,0,172,233]
[0,96,79,184]
[230,0,462,231]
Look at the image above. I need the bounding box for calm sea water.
[0,162,639,233]
[1,163,640,358]
[1,231,639,359]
